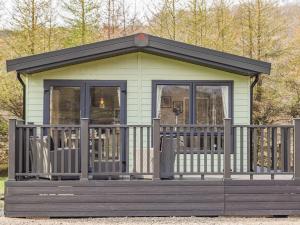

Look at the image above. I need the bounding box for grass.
[0,176,5,196]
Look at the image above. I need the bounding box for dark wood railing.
[7,118,300,181]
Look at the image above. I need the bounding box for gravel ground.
[1,216,300,225]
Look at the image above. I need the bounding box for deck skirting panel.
[4,180,300,217]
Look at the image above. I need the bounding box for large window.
[156,85,190,124]
[154,81,232,125]
[196,86,229,125]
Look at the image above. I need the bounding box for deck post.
[80,118,89,181]
[153,118,161,180]
[223,118,232,180]
[294,118,300,180]
[8,119,17,181]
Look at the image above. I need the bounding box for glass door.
[85,81,127,174]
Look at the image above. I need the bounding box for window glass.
[50,87,81,124]
[90,87,120,124]
[196,86,228,125]
[157,85,190,124]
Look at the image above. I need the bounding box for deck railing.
[7,118,300,181]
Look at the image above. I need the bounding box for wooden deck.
[5,179,300,217]
[5,118,300,217]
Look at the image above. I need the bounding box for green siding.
[25,52,250,125]
[25,52,250,173]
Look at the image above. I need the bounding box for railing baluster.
[190,126,194,173]
[47,128,51,175]
[105,128,109,173]
[233,127,236,173]
[75,128,79,173]
[240,127,244,173]
[183,126,187,173]
[91,128,95,173]
[273,127,278,173]
[210,126,214,173]
[147,126,150,173]
[260,128,264,173]
[247,127,251,173]
[53,128,58,174]
[18,127,23,174]
[176,126,180,174]
[197,127,201,173]
[126,127,129,173]
[119,128,122,173]
[60,128,64,174]
[253,128,257,173]
[204,127,208,173]
[267,127,271,173]
[280,128,285,172]
[8,119,16,180]
[112,128,116,173]
[133,127,136,173]
[98,128,102,173]
[287,127,291,172]
[153,118,161,180]
[217,127,221,173]
[140,127,143,174]
[68,128,72,173]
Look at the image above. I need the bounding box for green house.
[6,34,299,218]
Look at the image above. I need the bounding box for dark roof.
[6,33,271,76]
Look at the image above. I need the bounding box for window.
[50,86,81,124]
[90,87,121,125]
[154,81,232,124]
[196,86,229,125]
[156,85,190,124]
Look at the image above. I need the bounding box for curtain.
[117,87,121,107]
[221,86,229,118]
[156,85,163,118]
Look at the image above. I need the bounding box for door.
[44,80,127,176]
[85,81,127,175]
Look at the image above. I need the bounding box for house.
[4,33,300,217]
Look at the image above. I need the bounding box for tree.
[62,0,101,45]
[6,0,59,56]
[210,0,235,52]
[186,0,208,46]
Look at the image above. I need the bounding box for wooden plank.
[6,194,224,204]
[226,194,300,202]
[5,179,226,187]
[6,202,224,212]
[225,202,300,211]
[225,186,300,194]
[7,186,224,195]
[5,210,224,218]
[225,210,300,216]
